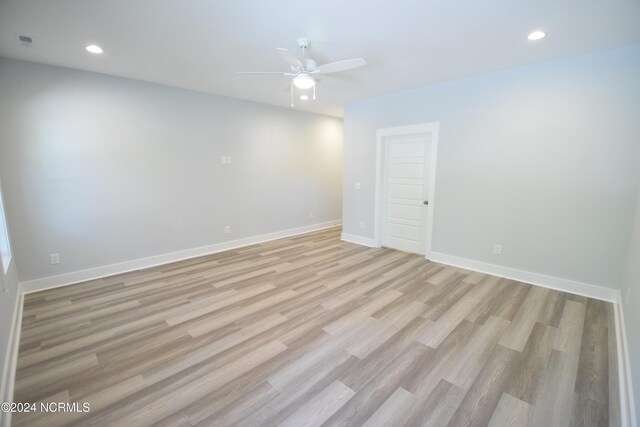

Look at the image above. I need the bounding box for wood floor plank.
[112,340,288,426]
[529,299,587,427]
[277,380,354,427]
[405,320,476,399]
[346,301,425,359]
[487,393,533,427]
[503,322,557,404]
[553,300,587,352]
[571,392,609,427]
[403,379,465,427]
[164,285,272,326]
[446,345,520,427]
[199,382,280,426]
[186,289,298,337]
[499,286,549,352]
[267,320,366,393]
[361,386,415,427]
[323,341,430,427]
[419,278,500,348]
[15,353,98,397]
[322,289,403,336]
[233,351,358,427]
[421,276,474,321]
[12,226,619,427]
[575,299,609,405]
[443,315,511,391]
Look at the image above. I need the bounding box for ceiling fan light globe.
[293,74,315,89]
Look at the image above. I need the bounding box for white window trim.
[0,189,12,275]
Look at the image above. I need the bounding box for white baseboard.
[340,233,378,248]
[0,286,24,427]
[429,251,618,302]
[616,294,638,427]
[21,220,342,294]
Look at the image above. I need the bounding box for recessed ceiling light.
[85,44,103,54]
[300,94,309,101]
[527,31,546,41]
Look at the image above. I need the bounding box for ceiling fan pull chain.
[313,84,316,101]
[291,81,294,107]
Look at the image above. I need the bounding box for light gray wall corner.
[0,57,344,283]
[342,44,640,290]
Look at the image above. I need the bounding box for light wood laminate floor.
[14,227,619,426]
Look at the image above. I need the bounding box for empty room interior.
[0,1,639,426]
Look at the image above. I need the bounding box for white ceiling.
[1,0,639,117]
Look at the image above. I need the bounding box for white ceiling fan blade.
[314,58,366,74]
[316,74,342,83]
[276,48,303,71]
[237,71,292,75]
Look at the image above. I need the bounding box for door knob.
[423,200,429,205]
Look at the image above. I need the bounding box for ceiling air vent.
[17,34,33,47]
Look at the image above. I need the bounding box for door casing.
[374,122,440,259]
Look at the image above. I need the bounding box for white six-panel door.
[381,134,431,254]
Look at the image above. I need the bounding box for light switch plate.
[50,253,60,264]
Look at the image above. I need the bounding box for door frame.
[374,122,440,259]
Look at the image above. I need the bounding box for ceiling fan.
[237,38,366,106]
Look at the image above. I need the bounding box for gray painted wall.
[0,58,343,282]
[622,187,640,418]
[343,44,640,289]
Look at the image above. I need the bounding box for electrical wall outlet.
[220,156,232,165]
[50,253,60,264]
[493,244,502,255]
[226,156,232,164]
[224,225,231,234]
[359,222,365,230]
[308,212,314,220]
[354,182,362,190]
